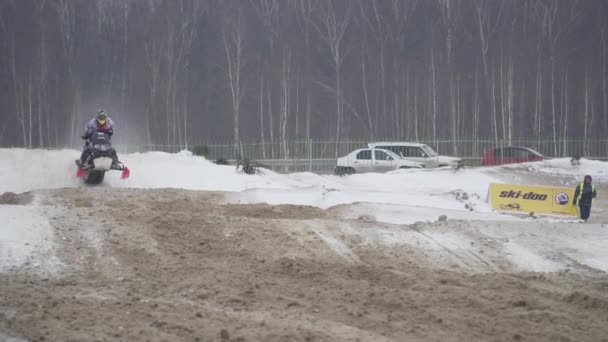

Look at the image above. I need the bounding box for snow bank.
[500,158,608,181]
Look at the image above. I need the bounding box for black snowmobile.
[75,131,130,184]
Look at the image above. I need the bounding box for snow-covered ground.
[0,202,58,273]
[0,148,606,274]
[3,148,603,210]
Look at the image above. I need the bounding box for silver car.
[335,148,423,175]
[367,142,463,168]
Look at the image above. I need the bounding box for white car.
[335,148,423,175]
[367,142,463,168]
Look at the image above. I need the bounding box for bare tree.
[430,44,438,141]
[10,35,26,146]
[534,45,543,148]
[251,0,279,156]
[165,1,204,147]
[259,75,266,158]
[144,40,163,145]
[438,0,462,146]
[602,27,607,135]
[280,48,291,162]
[223,8,246,157]
[536,0,583,155]
[358,0,417,139]
[267,87,275,158]
[473,0,506,144]
[360,31,374,140]
[583,66,591,155]
[358,0,388,137]
[413,78,419,141]
[55,0,81,147]
[561,66,568,156]
[499,43,515,145]
[36,0,50,147]
[473,67,480,148]
[294,0,319,142]
[251,0,280,157]
[310,0,353,155]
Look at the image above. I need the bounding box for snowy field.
[1,148,608,341]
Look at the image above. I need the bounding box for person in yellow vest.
[573,175,597,222]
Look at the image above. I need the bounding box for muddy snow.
[0,187,606,342]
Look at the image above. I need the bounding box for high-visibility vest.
[578,183,595,202]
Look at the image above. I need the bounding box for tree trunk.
[414,81,419,141]
[28,69,33,148]
[450,73,457,151]
[500,47,506,142]
[280,48,290,162]
[260,76,266,159]
[37,83,43,147]
[430,47,437,141]
[267,87,274,159]
[223,13,245,158]
[535,52,543,147]
[361,41,373,141]
[11,35,25,146]
[550,56,557,156]
[584,67,590,156]
[507,54,513,145]
[562,67,568,156]
[491,67,498,144]
[603,28,607,135]
[474,67,480,144]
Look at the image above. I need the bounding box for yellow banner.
[488,183,578,217]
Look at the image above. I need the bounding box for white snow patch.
[503,242,561,272]
[333,203,518,225]
[308,222,362,264]
[0,204,60,273]
[498,158,608,181]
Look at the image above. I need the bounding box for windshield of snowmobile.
[89,132,112,150]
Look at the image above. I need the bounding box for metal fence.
[114,138,608,174]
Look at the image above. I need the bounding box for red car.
[482,146,544,166]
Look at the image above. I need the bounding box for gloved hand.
[81,130,92,140]
[573,199,577,205]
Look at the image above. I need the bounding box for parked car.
[367,142,463,168]
[481,146,544,166]
[335,148,423,175]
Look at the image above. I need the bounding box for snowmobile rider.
[79,110,115,166]
[573,175,597,222]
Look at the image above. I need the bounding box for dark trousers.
[578,203,592,220]
[80,149,89,163]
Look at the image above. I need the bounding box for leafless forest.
[0,0,606,150]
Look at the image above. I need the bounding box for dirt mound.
[0,191,32,205]
[1,188,607,342]
[564,291,608,310]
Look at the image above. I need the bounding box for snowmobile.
[75,131,130,184]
